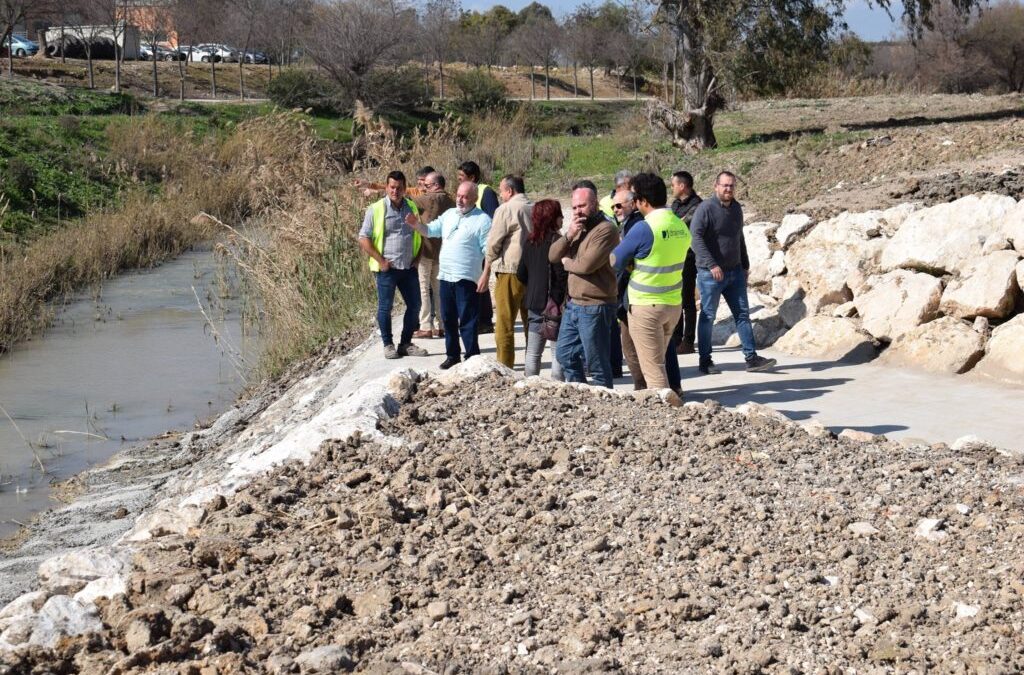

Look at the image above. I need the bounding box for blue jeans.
[375,267,420,347]
[439,279,480,359]
[697,267,756,364]
[556,301,616,388]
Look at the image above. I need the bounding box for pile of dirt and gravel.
[3,371,1023,674]
[891,167,1024,205]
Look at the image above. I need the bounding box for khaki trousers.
[418,258,441,331]
[494,272,527,368]
[619,320,646,390]
[628,304,682,390]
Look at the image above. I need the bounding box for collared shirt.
[358,198,417,269]
[425,207,492,283]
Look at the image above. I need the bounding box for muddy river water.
[0,249,258,540]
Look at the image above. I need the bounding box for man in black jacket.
[690,171,776,375]
[670,170,702,354]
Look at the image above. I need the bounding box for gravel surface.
[4,371,1023,674]
[892,167,1024,205]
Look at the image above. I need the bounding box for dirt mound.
[892,167,1024,205]
[4,373,1023,673]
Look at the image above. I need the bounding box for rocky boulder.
[785,210,889,307]
[853,270,943,342]
[939,250,1022,319]
[773,315,878,363]
[1004,200,1024,254]
[880,194,1018,275]
[973,314,1024,385]
[879,317,986,375]
[776,214,814,249]
[744,223,774,285]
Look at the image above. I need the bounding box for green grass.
[0,78,138,116]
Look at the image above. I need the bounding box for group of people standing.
[358,163,776,397]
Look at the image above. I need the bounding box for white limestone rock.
[773,315,878,363]
[1003,199,1024,254]
[939,250,1022,319]
[37,549,127,595]
[776,213,814,249]
[880,194,1018,274]
[854,270,943,341]
[785,210,889,306]
[1016,259,1024,293]
[973,314,1024,386]
[879,316,986,375]
[745,223,774,285]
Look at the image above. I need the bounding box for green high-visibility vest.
[368,197,420,272]
[475,183,491,209]
[628,208,691,306]
[598,194,616,222]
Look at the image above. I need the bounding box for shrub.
[266,69,347,115]
[2,157,36,195]
[362,66,430,112]
[451,69,508,111]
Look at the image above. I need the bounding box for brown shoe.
[432,329,445,338]
[412,329,433,339]
[676,340,695,355]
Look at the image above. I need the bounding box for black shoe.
[477,323,494,335]
[746,355,777,372]
[698,361,721,375]
[439,356,461,370]
[676,340,695,355]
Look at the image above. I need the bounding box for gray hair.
[614,169,633,187]
[616,189,635,202]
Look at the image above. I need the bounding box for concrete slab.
[364,317,1024,453]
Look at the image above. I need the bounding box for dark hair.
[672,171,694,189]
[386,170,406,186]
[433,173,446,189]
[416,166,435,178]
[458,160,481,181]
[502,175,525,195]
[571,179,598,194]
[716,170,737,184]
[631,172,667,208]
[529,199,562,244]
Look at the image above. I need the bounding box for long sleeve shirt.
[424,207,492,283]
[689,196,749,271]
[486,193,532,274]
[548,213,619,305]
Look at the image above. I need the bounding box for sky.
[461,0,906,42]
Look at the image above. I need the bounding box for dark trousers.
[478,285,493,329]
[610,318,623,378]
[375,267,420,347]
[666,335,681,391]
[440,279,481,359]
[673,250,698,344]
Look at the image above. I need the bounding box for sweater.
[689,196,749,271]
[413,191,455,261]
[516,230,568,314]
[486,193,532,274]
[548,213,619,305]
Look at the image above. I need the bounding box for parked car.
[139,44,185,61]
[196,43,239,63]
[240,49,268,64]
[4,35,39,57]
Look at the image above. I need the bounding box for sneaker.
[746,355,777,372]
[432,329,445,338]
[439,356,461,370]
[698,361,721,375]
[398,343,428,357]
[676,340,695,355]
[412,329,433,339]
[383,344,400,360]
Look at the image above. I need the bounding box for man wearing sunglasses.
[690,171,777,375]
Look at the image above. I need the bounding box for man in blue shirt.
[407,182,492,370]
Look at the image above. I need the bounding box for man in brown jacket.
[412,172,455,338]
[483,175,532,367]
[550,185,620,388]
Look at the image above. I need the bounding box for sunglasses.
[612,202,628,209]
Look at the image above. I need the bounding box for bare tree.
[226,0,265,100]
[1,0,53,77]
[135,0,174,96]
[968,0,1024,92]
[420,0,458,99]
[513,14,560,100]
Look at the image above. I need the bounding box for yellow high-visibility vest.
[628,208,691,305]
[367,197,420,272]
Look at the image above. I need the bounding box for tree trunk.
[589,67,594,101]
[152,51,158,96]
[544,62,550,100]
[633,71,638,100]
[179,50,188,101]
[87,51,95,88]
[646,22,718,151]
[238,59,245,100]
[671,39,679,107]
[573,62,578,98]
[438,60,444,100]
[614,62,620,98]
[60,24,66,63]
[6,48,12,78]
[662,60,668,101]
[423,58,430,99]
[114,38,121,93]
[210,58,217,98]
[530,67,535,100]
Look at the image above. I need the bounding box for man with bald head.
[407,181,492,370]
[549,184,620,388]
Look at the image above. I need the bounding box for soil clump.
[3,372,1023,673]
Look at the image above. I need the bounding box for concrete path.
[366,322,1024,453]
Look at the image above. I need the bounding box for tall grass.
[0,111,330,353]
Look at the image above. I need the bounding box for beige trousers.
[619,320,646,390]
[418,258,441,331]
[628,304,682,390]
[494,273,527,368]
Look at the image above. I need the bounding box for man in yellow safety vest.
[358,170,430,360]
[610,172,691,391]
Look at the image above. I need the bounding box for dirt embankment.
[5,371,1022,673]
